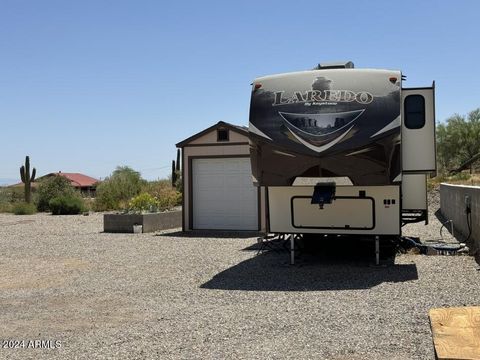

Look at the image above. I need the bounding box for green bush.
[141,179,171,196]
[36,176,76,212]
[128,193,159,213]
[83,198,95,212]
[0,188,12,213]
[0,187,30,213]
[0,187,25,208]
[156,187,181,211]
[175,191,182,206]
[12,202,37,215]
[174,172,183,193]
[94,166,145,211]
[49,195,85,215]
[142,180,181,209]
[450,172,471,181]
[0,203,13,213]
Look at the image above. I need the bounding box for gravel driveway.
[1,195,479,359]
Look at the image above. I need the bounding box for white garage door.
[192,158,258,230]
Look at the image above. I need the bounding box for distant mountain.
[0,178,18,186]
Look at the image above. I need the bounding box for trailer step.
[402,210,427,225]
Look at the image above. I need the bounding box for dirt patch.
[0,257,90,290]
[0,294,141,338]
[0,219,36,226]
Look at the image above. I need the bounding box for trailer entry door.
[401,83,436,173]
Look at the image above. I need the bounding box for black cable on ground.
[465,209,472,242]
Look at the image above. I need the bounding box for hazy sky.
[1,0,479,184]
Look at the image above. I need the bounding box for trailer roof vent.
[315,61,354,70]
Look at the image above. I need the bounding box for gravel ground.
[1,197,479,359]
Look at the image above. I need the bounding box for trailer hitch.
[311,182,336,209]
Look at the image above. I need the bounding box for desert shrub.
[0,187,25,206]
[426,178,437,191]
[0,188,12,213]
[36,176,76,212]
[0,202,13,213]
[127,188,180,213]
[450,172,471,181]
[142,179,171,197]
[128,193,159,213]
[12,202,37,215]
[156,187,181,211]
[95,166,145,211]
[82,198,95,212]
[175,191,182,206]
[174,173,183,193]
[10,187,25,203]
[0,187,33,213]
[142,180,181,208]
[49,195,85,215]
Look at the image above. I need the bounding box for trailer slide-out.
[248,61,436,263]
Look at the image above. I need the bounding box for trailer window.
[404,95,425,129]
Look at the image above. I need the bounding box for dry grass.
[428,172,480,190]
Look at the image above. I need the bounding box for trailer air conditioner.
[248,61,436,263]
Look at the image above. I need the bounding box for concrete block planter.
[103,210,181,233]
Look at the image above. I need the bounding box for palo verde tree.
[437,108,480,173]
[94,166,145,210]
[20,156,36,204]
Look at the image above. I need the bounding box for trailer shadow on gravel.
[201,239,418,292]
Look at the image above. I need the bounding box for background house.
[11,172,99,197]
[38,172,99,197]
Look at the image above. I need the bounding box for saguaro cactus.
[20,156,36,203]
[176,149,181,171]
[171,160,177,187]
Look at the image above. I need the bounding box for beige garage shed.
[176,121,266,232]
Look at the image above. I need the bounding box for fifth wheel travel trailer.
[248,61,436,264]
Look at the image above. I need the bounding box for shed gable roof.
[176,121,249,148]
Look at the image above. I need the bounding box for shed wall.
[182,142,266,232]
